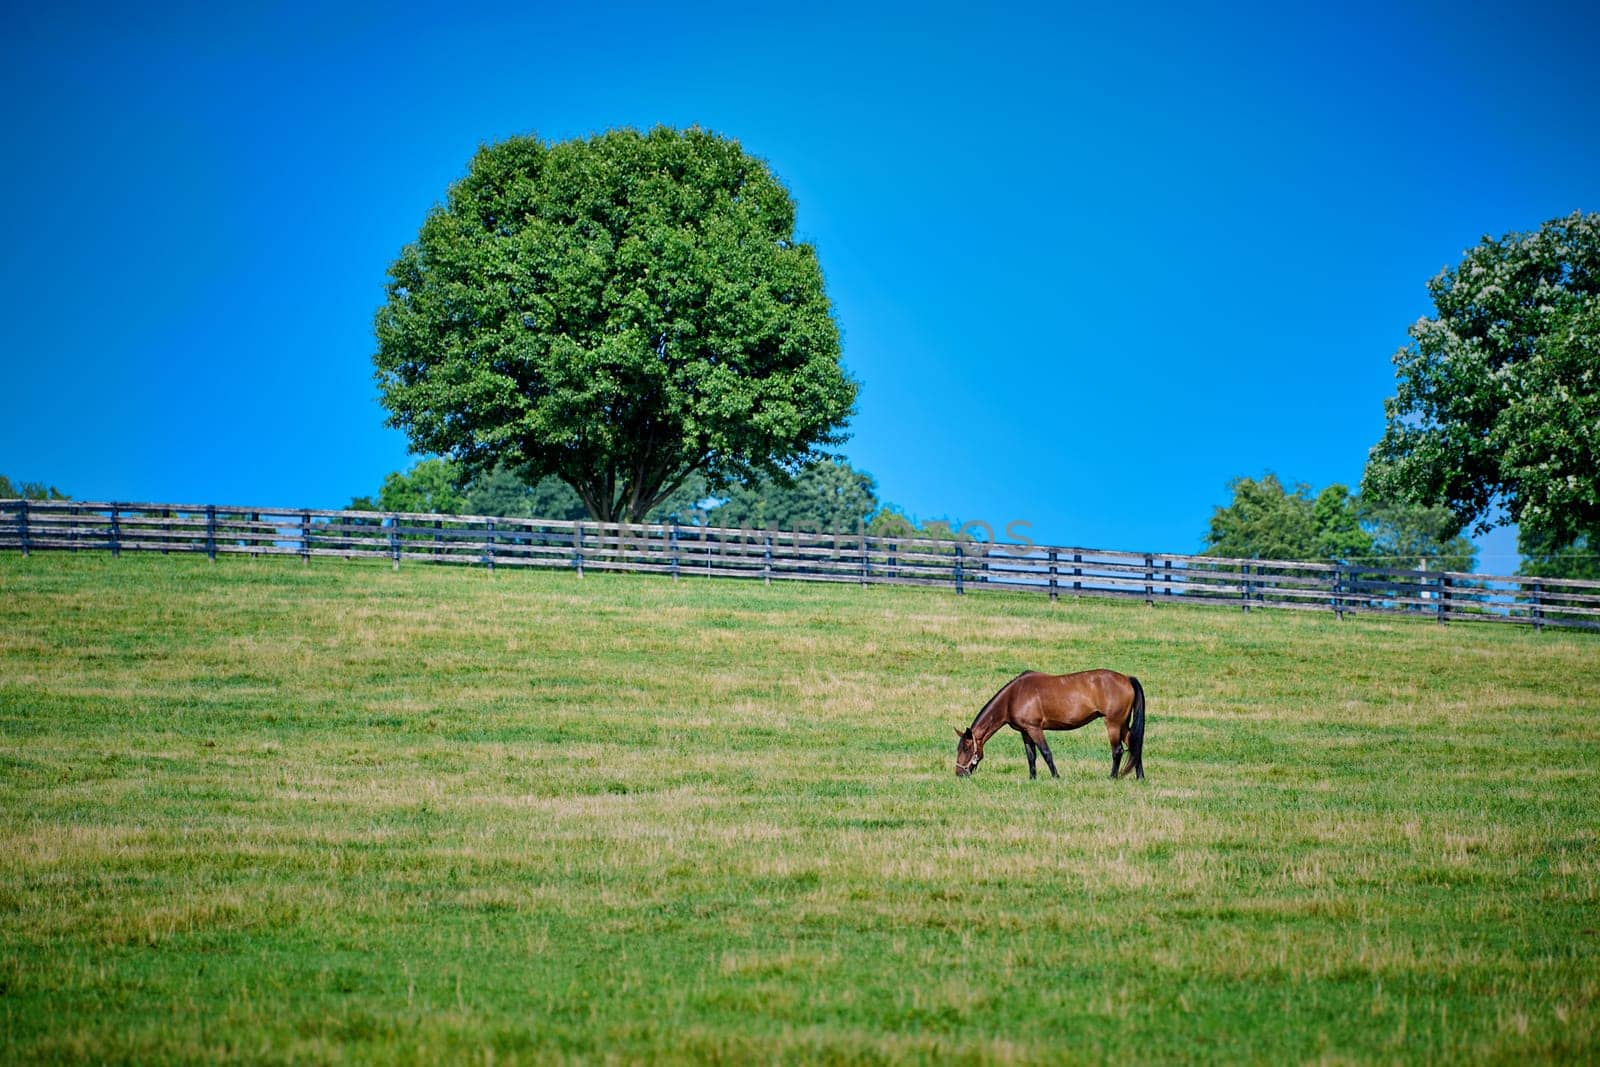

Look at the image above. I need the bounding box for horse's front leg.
[1020,732,1039,779]
[1025,727,1059,778]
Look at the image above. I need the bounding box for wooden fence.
[2,498,1598,632]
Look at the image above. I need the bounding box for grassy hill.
[2,553,1597,1064]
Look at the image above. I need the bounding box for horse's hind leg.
[1106,719,1126,780]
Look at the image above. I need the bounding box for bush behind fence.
[2,498,1597,632]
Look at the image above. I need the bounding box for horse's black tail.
[1127,676,1146,780]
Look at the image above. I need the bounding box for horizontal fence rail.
[2,498,1597,632]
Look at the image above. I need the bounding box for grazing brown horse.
[954,670,1145,780]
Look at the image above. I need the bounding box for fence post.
[109,504,121,558]
[1437,573,1449,625]
[1164,558,1173,597]
[485,518,495,574]
[18,499,28,557]
[1144,554,1154,606]
[301,511,311,564]
[249,511,260,558]
[763,532,773,585]
[1073,552,1082,596]
[859,528,868,587]
[1048,548,1058,601]
[1533,581,1544,632]
[205,505,217,562]
[574,521,584,577]
[890,539,899,581]
[388,514,400,571]
[434,519,443,560]
[1333,567,1344,620]
[671,519,680,580]
[1242,561,1252,612]
[955,542,965,595]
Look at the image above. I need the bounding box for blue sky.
[4,1,1597,566]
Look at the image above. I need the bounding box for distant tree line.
[348,456,983,544]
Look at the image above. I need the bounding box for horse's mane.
[967,670,1034,732]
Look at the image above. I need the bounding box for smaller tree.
[913,519,978,546]
[0,474,69,500]
[922,519,974,540]
[641,472,712,525]
[711,459,879,533]
[1360,498,1476,572]
[351,459,696,525]
[866,506,919,539]
[1517,525,1600,581]
[1203,473,1472,569]
[351,458,468,515]
[1312,485,1374,562]
[1202,474,1321,560]
[461,464,588,521]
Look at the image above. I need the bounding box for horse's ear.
[953,727,965,738]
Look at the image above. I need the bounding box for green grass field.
[2,553,1598,1064]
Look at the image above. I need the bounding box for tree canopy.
[1363,211,1600,551]
[373,126,857,523]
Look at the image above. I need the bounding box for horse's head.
[953,727,983,777]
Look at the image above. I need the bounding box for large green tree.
[374,126,857,523]
[1363,212,1600,551]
